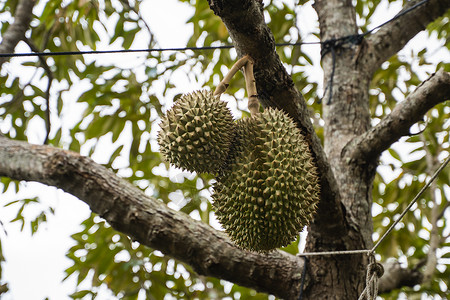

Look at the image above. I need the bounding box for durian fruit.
[213,107,320,251]
[158,90,234,174]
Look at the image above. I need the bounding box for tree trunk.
[302,1,375,298]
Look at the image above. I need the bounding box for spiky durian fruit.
[157,90,235,174]
[213,108,320,251]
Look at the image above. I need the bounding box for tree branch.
[344,69,450,164]
[378,260,423,294]
[207,0,345,239]
[0,0,35,68]
[0,136,306,300]
[362,0,450,75]
[24,38,54,144]
[421,136,440,284]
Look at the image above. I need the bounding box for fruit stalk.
[242,57,260,116]
[214,55,250,97]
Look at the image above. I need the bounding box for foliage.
[0,0,448,299]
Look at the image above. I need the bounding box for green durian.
[158,90,234,174]
[213,107,320,251]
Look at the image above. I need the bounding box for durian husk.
[158,90,235,174]
[213,108,320,251]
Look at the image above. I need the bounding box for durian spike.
[242,57,260,116]
[214,56,250,97]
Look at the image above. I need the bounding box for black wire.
[0,0,429,60]
[321,45,336,105]
[0,42,324,58]
[317,0,428,105]
[361,0,429,37]
[0,45,235,58]
[298,257,309,300]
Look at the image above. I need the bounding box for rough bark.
[0,0,35,68]
[306,0,449,297]
[306,0,375,298]
[0,136,306,300]
[344,69,450,164]
[362,0,450,75]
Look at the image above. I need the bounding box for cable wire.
[0,45,235,58]
[371,154,450,252]
[361,0,429,37]
[0,0,430,59]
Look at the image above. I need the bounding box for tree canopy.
[0,0,449,299]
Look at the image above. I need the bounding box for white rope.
[296,249,371,257]
[357,272,379,300]
[357,254,384,300]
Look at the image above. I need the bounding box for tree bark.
[0,136,306,300]
[0,0,35,68]
[305,0,376,298]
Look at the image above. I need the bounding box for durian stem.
[214,56,249,97]
[242,57,260,116]
[213,55,260,116]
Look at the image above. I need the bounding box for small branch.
[421,135,440,283]
[25,38,54,144]
[362,0,450,75]
[0,0,35,68]
[242,57,260,115]
[213,55,260,115]
[344,69,450,164]
[118,0,156,47]
[213,55,249,97]
[0,135,306,300]
[437,202,449,221]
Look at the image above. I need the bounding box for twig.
[25,38,54,144]
[119,0,156,47]
[242,57,260,115]
[437,202,449,221]
[213,55,249,97]
[420,133,440,283]
[213,55,260,115]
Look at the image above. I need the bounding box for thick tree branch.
[207,0,345,239]
[378,260,423,294]
[362,0,450,75]
[0,136,306,300]
[344,69,450,164]
[0,0,35,68]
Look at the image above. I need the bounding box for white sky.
[0,0,449,299]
